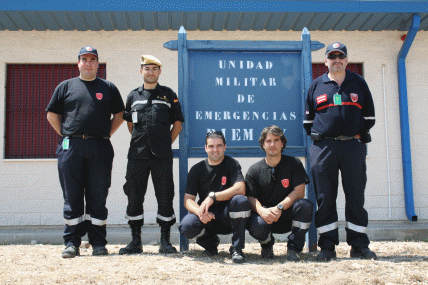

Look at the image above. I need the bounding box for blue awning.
[0,0,427,31]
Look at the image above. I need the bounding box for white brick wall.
[0,30,426,226]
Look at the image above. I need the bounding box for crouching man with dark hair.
[179,131,251,263]
[246,125,313,261]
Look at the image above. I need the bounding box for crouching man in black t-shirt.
[246,125,314,261]
[179,131,251,263]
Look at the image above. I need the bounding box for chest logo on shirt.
[221,176,227,185]
[96,93,103,100]
[350,93,358,102]
[158,96,169,102]
[316,94,327,105]
[281,179,289,188]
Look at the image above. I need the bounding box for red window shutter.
[5,64,107,159]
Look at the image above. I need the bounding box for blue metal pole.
[178,26,191,250]
[397,14,420,222]
[301,27,318,252]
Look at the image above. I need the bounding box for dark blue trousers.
[123,155,176,227]
[57,137,114,248]
[309,139,370,249]
[179,195,251,250]
[246,198,313,252]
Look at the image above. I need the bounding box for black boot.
[119,225,143,255]
[159,225,177,254]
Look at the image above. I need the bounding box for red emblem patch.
[333,43,340,48]
[86,46,93,51]
[96,93,103,100]
[281,179,289,188]
[350,93,358,102]
[316,94,327,105]
[221,176,227,185]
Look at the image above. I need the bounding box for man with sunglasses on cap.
[120,55,184,255]
[179,131,251,263]
[46,46,125,258]
[245,125,313,261]
[304,42,376,261]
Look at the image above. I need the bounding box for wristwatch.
[277,204,284,211]
[208,192,216,202]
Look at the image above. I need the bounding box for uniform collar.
[138,83,162,93]
[322,70,356,84]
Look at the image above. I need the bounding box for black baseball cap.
[78,46,98,58]
[325,42,347,56]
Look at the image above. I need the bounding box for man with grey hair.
[245,125,313,261]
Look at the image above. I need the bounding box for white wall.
[0,29,426,226]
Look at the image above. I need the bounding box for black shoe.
[62,245,80,258]
[159,225,178,254]
[350,247,377,260]
[315,248,336,262]
[119,239,143,255]
[196,234,220,256]
[92,246,108,256]
[229,246,245,264]
[261,245,274,259]
[286,249,300,262]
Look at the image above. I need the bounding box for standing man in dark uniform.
[246,126,313,261]
[304,42,376,261]
[120,55,184,255]
[179,131,251,263]
[46,46,125,258]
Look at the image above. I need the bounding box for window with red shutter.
[5,64,106,159]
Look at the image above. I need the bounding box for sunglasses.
[270,167,275,181]
[206,130,224,138]
[327,53,347,60]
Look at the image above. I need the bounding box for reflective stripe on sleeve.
[303,120,313,124]
[346,221,367,233]
[229,210,251,219]
[131,100,148,108]
[157,213,176,222]
[363,116,375,120]
[126,214,144,221]
[152,100,171,108]
[317,222,338,234]
[292,220,311,230]
[64,214,86,226]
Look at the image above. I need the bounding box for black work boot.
[119,225,143,255]
[159,225,178,254]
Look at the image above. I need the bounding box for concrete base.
[1,220,427,246]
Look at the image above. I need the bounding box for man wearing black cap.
[46,46,125,258]
[120,55,184,255]
[304,42,376,261]
[179,131,251,263]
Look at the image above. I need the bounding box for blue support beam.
[397,13,420,222]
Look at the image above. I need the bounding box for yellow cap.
[140,55,162,67]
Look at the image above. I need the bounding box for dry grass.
[0,241,427,284]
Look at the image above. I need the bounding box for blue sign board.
[188,51,303,149]
[164,27,324,251]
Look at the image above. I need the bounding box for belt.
[68,134,110,139]
[324,135,360,140]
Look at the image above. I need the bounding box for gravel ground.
[1,241,427,285]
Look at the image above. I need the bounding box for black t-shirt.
[123,83,185,160]
[246,155,309,207]
[46,77,125,137]
[185,155,244,209]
